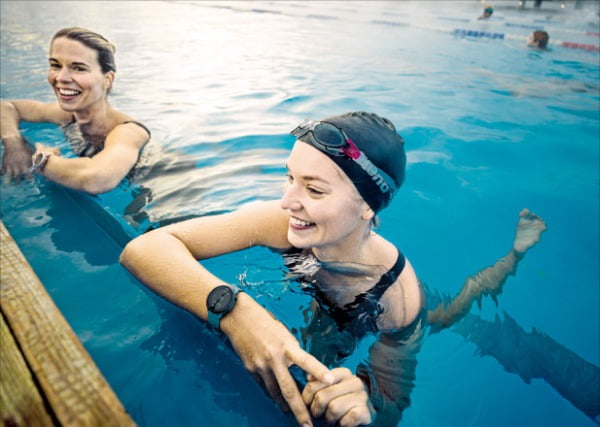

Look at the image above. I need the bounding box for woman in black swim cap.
[121,111,546,426]
[122,110,417,426]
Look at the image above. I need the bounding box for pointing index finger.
[272,361,313,427]
[288,350,335,386]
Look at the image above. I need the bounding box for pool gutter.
[0,219,135,426]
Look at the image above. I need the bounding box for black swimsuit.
[283,247,406,335]
[62,118,151,157]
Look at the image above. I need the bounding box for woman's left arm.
[301,327,425,427]
[301,263,424,426]
[427,209,546,332]
[33,122,149,194]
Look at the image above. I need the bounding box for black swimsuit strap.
[120,120,151,138]
[343,250,406,310]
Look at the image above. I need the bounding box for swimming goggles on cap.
[290,119,397,195]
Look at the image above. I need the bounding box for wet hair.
[532,30,549,49]
[298,111,406,213]
[51,27,116,73]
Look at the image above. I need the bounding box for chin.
[56,100,78,112]
[287,231,313,249]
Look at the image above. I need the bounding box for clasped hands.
[302,367,374,427]
[222,294,372,427]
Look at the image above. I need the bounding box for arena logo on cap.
[354,153,392,194]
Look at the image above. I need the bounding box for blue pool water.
[1,1,599,426]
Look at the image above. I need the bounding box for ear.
[103,71,115,91]
[361,205,375,221]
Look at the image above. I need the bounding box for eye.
[72,65,87,72]
[49,63,61,69]
[307,186,325,196]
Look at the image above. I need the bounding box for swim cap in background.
[298,111,406,213]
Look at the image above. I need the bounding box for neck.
[73,100,111,130]
[312,227,374,265]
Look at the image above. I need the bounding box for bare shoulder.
[105,112,150,149]
[378,257,423,331]
[233,200,292,249]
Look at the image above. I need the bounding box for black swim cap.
[297,111,406,213]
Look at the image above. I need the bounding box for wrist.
[356,362,383,411]
[2,134,26,148]
[205,284,244,333]
[510,248,524,261]
[219,292,255,336]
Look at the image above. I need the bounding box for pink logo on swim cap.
[341,138,361,160]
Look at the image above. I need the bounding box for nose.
[55,66,72,82]
[280,182,302,212]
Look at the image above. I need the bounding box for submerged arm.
[427,209,546,332]
[301,318,426,427]
[301,262,426,426]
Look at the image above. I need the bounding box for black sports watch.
[206,285,242,332]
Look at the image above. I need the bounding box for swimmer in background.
[478,3,494,20]
[0,27,150,194]
[527,30,550,49]
[120,111,546,426]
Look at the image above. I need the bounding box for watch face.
[208,286,234,314]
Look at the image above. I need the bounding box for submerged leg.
[427,209,546,332]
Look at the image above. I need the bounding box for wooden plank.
[0,312,55,426]
[0,220,135,426]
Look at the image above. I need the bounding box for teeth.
[58,88,80,96]
[291,217,314,227]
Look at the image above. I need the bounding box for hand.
[302,367,373,427]
[513,209,547,255]
[1,135,33,181]
[222,293,334,427]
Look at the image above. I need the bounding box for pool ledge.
[0,219,135,426]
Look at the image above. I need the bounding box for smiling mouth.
[290,216,316,229]
[57,88,82,97]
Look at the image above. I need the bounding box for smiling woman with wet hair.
[0,27,150,194]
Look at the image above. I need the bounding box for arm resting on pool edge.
[32,122,149,194]
[427,209,547,333]
[120,200,335,427]
[0,100,71,178]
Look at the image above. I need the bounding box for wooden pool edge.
[0,219,135,426]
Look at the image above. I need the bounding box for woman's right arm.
[0,100,71,178]
[120,200,334,427]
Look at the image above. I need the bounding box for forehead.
[288,142,356,187]
[49,37,99,66]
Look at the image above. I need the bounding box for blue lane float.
[454,28,505,39]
